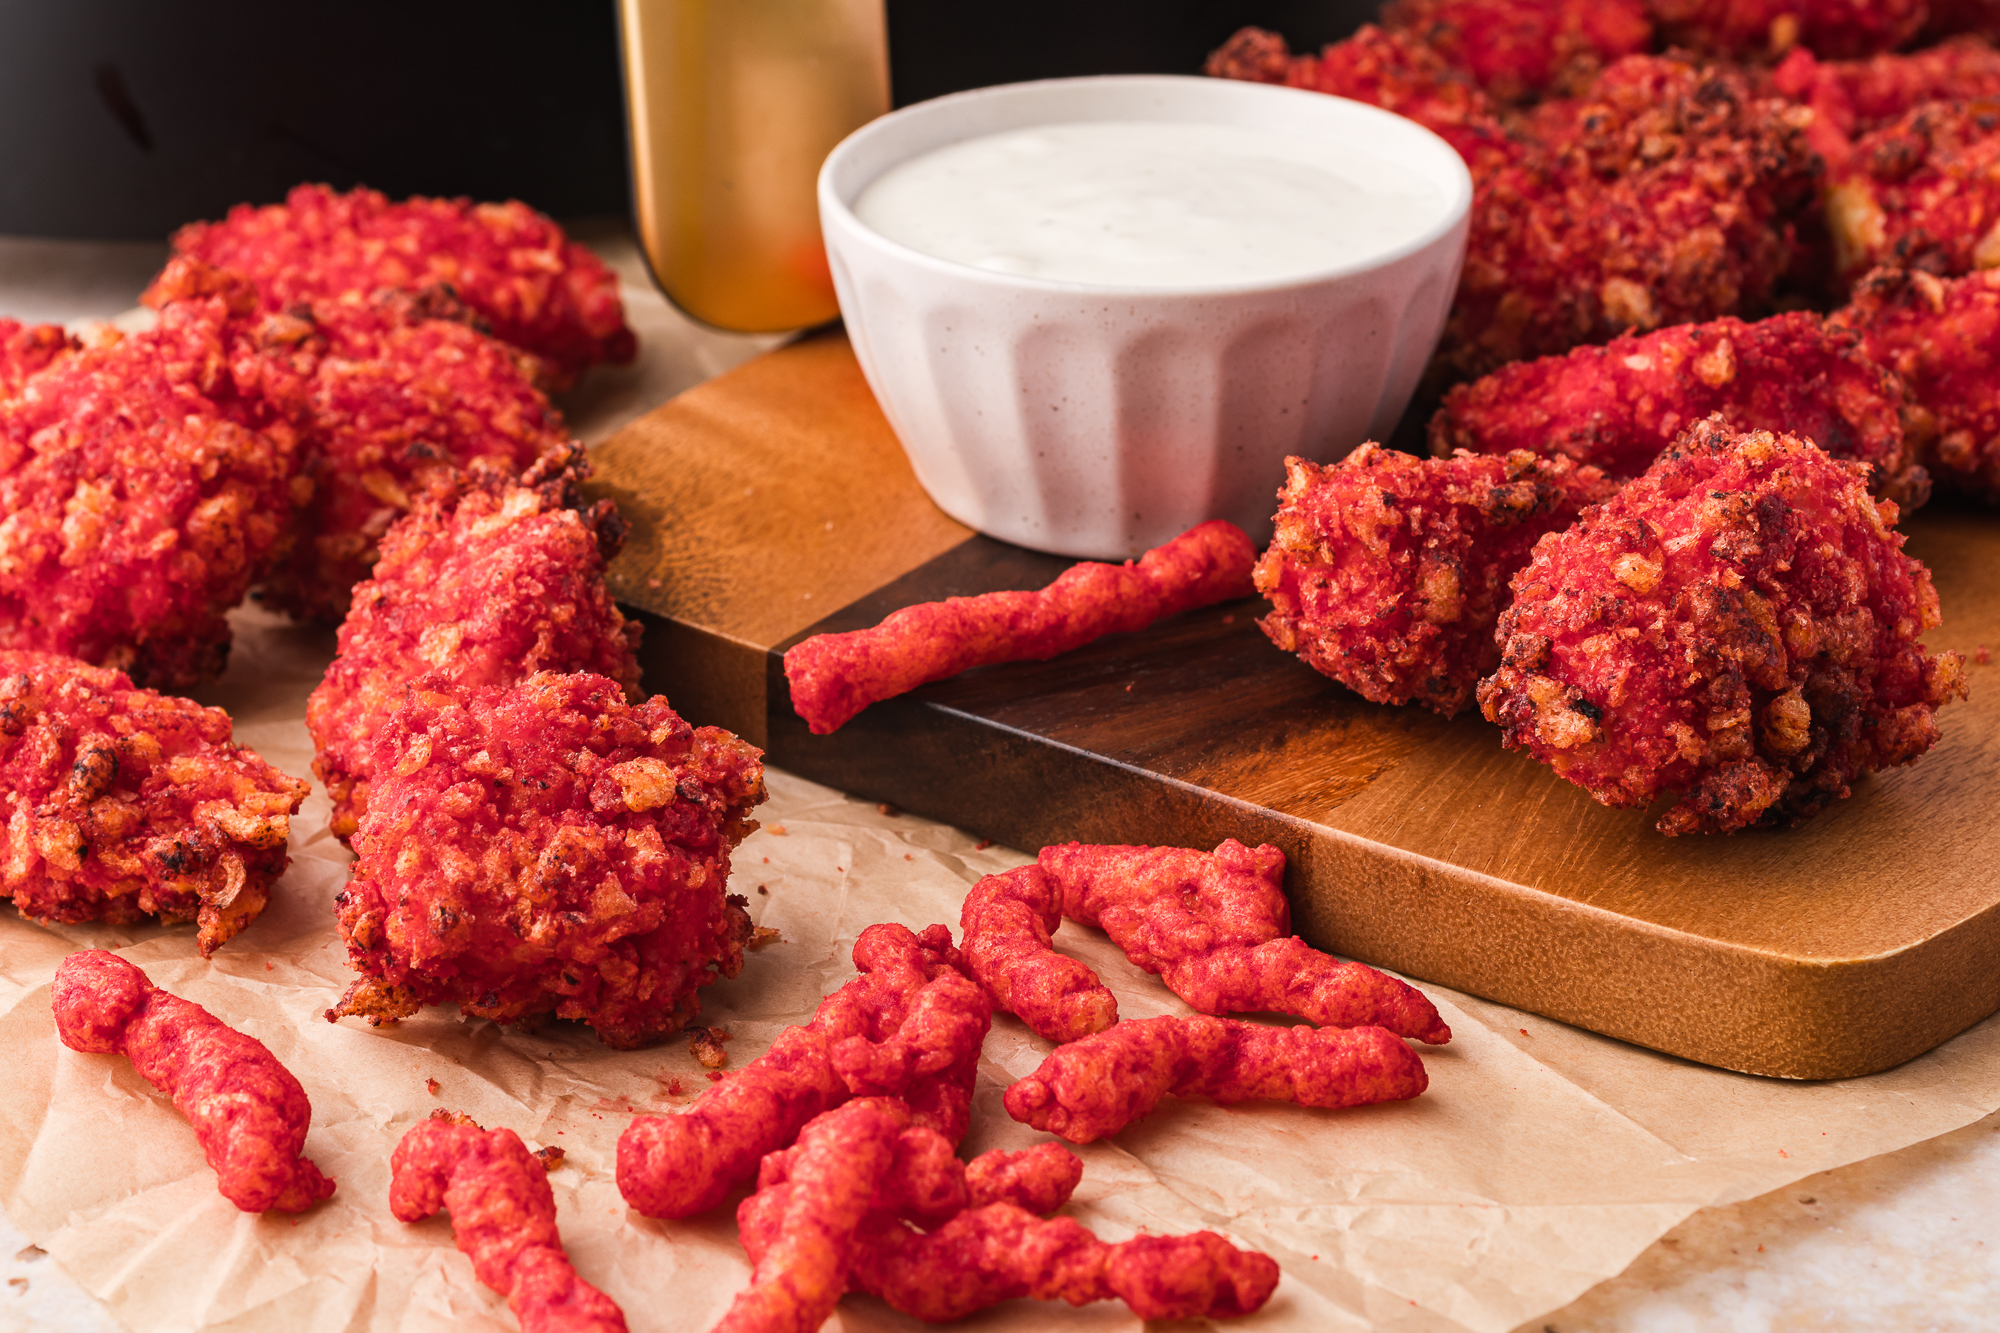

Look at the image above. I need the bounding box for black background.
[0,0,1374,239]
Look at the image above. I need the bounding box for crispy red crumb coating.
[1382,0,1654,103]
[0,319,76,398]
[1647,0,1929,61]
[1768,39,2000,164]
[327,670,765,1048]
[1431,312,1925,507]
[1445,54,1819,381]
[161,184,635,386]
[1826,100,2000,284]
[0,278,312,687]
[1004,1014,1429,1145]
[785,519,1256,736]
[616,922,989,1219]
[0,651,307,953]
[391,1114,627,1333]
[1041,840,1450,1045]
[1478,419,1965,834]
[959,864,1119,1044]
[307,446,640,841]
[848,1205,1280,1324]
[1833,265,2000,499]
[1254,445,1615,717]
[53,950,333,1212]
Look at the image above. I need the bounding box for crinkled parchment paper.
[0,606,1996,1333]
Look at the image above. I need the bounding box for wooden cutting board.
[588,329,2000,1081]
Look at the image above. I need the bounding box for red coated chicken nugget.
[1430,312,1925,507]
[0,319,76,398]
[1648,0,1928,61]
[616,922,988,1219]
[0,277,312,687]
[1478,418,1965,834]
[1041,839,1450,1045]
[1833,265,2000,499]
[391,1114,627,1333]
[785,520,1255,735]
[162,184,635,386]
[1768,38,2000,164]
[958,864,1118,1044]
[0,652,308,953]
[1254,445,1615,717]
[1382,0,1654,103]
[306,446,640,841]
[1826,100,2000,284]
[1004,1015,1429,1144]
[53,950,334,1212]
[327,670,765,1048]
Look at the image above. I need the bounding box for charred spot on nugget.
[1477,417,1965,834]
[329,670,764,1049]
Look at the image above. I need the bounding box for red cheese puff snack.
[958,864,1118,1044]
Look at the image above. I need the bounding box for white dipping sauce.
[853,120,1446,289]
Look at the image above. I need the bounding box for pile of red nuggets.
[1216,2,1991,834]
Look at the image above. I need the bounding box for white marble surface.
[2,229,1997,1333]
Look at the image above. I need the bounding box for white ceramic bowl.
[819,74,1472,560]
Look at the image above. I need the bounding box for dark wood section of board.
[598,332,2000,1082]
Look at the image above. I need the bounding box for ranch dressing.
[852,120,1446,288]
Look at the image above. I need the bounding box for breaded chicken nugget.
[327,670,765,1048]
[1254,445,1614,717]
[54,950,334,1212]
[1430,312,1925,506]
[1826,100,2000,283]
[1478,418,1965,834]
[162,184,635,387]
[1382,0,1654,103]
[0,276,312,686]
[1768,38,2000,162]
[391,1113,627,1333]
[307,446,640,841]
[1648,0,1928,61]
[0,319,76,398]
[1833,265,2000,499]
[0,651,307,953]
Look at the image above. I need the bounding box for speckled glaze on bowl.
[819,74,1472,560]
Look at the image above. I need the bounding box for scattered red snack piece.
[963,1143,1085,1216]
[1254,446,1615,717]
[1430,312,1925,508]
[391,1114,627,1333]
[0,319,76,398]
[1826,101,2000,285]
[160,183,635,387]
[1004,1014,1429,1144]
[53,950,334,1212]
[1478,418,1966,834]
[305,446,641,840]
[959,864,1119,1044]
[848,1204,1280,1323]
[0,651,308,952]
[616,923,989,1218]
[1833,265,2000,500]
[327,671,765,1047]
[1382,0,1653,103]
[1648,0,1928,61]
[783,520,1257,735]
[1042,840,1451,1045]
[0,272,312,687]
[715,1097,910,1333]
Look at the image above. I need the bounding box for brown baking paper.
[2,606,1999,1333]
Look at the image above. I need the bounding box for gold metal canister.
[619,0,889,332]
